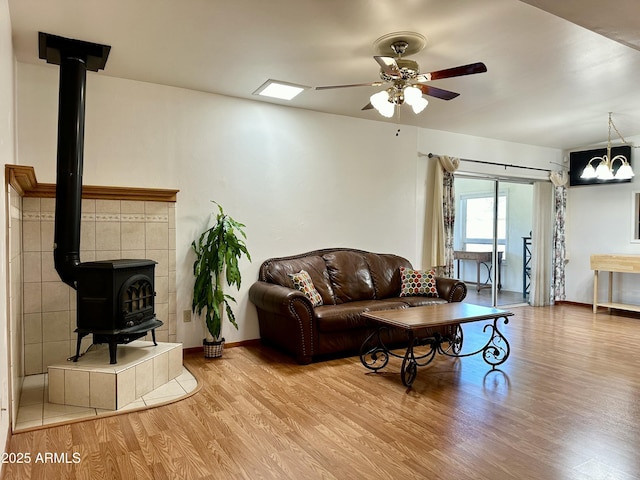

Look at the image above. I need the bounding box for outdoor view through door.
[454,177,533,307]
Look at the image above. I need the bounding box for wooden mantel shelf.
[5,164,178,202]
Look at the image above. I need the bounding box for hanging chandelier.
[580,112,635,181]
[369,84,429,118]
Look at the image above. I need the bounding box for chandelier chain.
[609,112,639,148]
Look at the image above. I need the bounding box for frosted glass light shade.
[403,86,428,113]
[580,164,597,179]
[403,86,422,103]
[411,97,428,114]
[615,161,635,179]
[595,162,614,180]
[370,90,395,118]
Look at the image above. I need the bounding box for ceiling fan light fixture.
[403,85,421,103]
[316,33,486,118]
[410,96,429,114]
[253,79,307,100]
[403,86,428,113]
[370,89,389,108]
[370,90,395,117]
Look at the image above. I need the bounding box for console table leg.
[593,270,598,313]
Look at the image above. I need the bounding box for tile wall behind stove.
[22,197,177,375]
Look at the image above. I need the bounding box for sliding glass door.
[453,176,533,307]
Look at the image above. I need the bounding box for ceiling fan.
[315,32,487,117]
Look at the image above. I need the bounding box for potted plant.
[192,202,251,358]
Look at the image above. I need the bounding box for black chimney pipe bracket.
[38,32,110,71]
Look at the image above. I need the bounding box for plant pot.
[203,338,225,358]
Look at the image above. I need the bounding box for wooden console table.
[454,250,502,292]
[591,254,640,313]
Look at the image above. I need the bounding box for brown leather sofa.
[248,248,467,364]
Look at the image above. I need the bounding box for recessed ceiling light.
[253,80,308,100]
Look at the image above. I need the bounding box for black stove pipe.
[53,55,86,288]
[39,33,111,289]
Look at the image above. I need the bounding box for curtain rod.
[424,152,551,173]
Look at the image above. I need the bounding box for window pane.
[465,196,506,240]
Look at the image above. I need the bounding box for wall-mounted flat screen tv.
[569,146,632,186]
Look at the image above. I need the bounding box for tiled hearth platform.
[48,341,182,410]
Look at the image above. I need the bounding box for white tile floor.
[15,367,198,432]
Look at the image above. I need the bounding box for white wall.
[565,157,640,305]
[0,0,15,460]
[418,128,559,180]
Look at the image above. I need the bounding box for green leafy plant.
[191,202,251,342]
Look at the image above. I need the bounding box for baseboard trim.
[554,300,591,308]
[183,339,261,355]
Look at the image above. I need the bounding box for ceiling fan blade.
[415,84,460,100]
[316,81,384,90]
[374,56,400,76]
[361,103,374,111]
[418,62,487,82]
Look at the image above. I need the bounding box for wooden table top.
[590,254,640,273]
[362,302,513,330]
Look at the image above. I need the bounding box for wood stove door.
[120,273,155,328]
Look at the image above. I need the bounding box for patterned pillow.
[289,270,323,306]
[399,266,439,297]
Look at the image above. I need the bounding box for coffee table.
[360,303,513,387]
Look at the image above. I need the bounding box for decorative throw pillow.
[289,270,323,306]
[399,266,439,297]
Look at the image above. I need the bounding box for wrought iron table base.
[360,316,510,387]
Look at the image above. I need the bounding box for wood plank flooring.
[3,304,640,479]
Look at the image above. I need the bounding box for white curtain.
[529,181,554,306]
[429,156,460,276]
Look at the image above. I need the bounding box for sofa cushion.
[263,255,335,305]
[399,267,439,297]
[323,251,375,303]
[289,270,323,306]
[364,252,412,299]
[314,299,408,333]
[393,296,448,307]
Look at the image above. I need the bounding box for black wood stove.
[75,260,163,364]
[39,32,162,364]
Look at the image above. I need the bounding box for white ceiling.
[9,0,640,151]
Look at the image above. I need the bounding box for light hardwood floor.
[3,304,640,479]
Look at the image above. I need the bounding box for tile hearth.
[15,346,197,432]
[15,369,197,432]
[48,341,183,410]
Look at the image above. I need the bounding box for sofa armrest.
[248,281,316,363]
[248,281,312,315]
[435,277,467,303]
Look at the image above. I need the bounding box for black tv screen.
[569,145,632,186]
